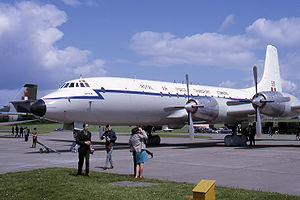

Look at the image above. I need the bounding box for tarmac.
[1,131,300,196]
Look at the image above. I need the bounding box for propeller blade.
[260,99,274,103]
[226,100,252,106]
[260,96,290,103]
[185,74,190,100]
[188,112,194,140]
[191,105,204,108]
[276,96,290,103]
[256,107,262,137]
[163,106,185,112]
[253,66,258,94]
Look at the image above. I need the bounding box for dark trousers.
[132,151,137,177]
[78,151,90,175]
[249,137,255,146]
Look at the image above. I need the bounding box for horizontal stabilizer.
[0,119,38,126]
[0,112,33,116]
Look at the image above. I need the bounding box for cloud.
[246,18,300,47]
[219,14,235,31]
[61,0,82,7]
[282,79,297,92]
[130,31,258,69]
[0,89,19,106]
[0,1,106,90]
[74,59,106,77]
[61,0,98,7]
[218,80,238,88]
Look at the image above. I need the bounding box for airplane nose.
[30,99,46,117]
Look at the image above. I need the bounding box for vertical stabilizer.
[13,84,38,101]
[258,45,282,92]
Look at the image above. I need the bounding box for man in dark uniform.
[15,125,19,138]
[249,124,256,147]
[76,123,92,176]
[20,126,24,138]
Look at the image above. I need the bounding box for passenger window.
[69,83,75,87]
[64,83,70,88]
[80,83,85,87]
[85,83,90,87]
[76,83,79,87]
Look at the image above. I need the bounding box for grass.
[0,168,299,200]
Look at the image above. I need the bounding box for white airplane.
[30,45,300,144]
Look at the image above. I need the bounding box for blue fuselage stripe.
[43,89,249,101]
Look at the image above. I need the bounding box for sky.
[1,0,300,106]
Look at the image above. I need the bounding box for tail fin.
[258,45,282,92]
[10,84,38,113]
[13,84,38,101]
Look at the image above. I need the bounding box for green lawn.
[0,168,299,200]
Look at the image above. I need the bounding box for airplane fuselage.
[41,77,255,127]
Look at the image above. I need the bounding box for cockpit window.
[85,83,90,87]
[76,83,79,87]
[69,83,75,87]
[80,83,85,87]
[64,83,70,88]
[60,83,65,88]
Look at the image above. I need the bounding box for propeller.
[163,74,206,140]
[186,74,195,140]
[252,66,262,137]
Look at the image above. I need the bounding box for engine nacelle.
[258,91,288,117]
[192,96,219,121]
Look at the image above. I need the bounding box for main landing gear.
[224,125,247,146]
[143,126,161,145]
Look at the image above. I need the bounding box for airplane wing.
[0,119,39,126]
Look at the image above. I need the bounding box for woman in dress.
[129,126,148,178]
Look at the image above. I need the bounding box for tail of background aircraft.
[13,84,38,101]
[10,84,38,113]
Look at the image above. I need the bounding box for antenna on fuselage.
[80,74,83,79]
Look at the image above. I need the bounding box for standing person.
[76,123,92,176]
[11,126,14,136]
[32,128,38,148]
[249,124,256,147]
[20,126,24,138]
[129,127,138,177]
[15,125,19,138]
[24,127,29,142]
[296,123,300,140]
[268,126,273,137]
[129,126,148,178]
[101,124,117,170]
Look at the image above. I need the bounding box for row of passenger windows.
[60,81,90,88]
